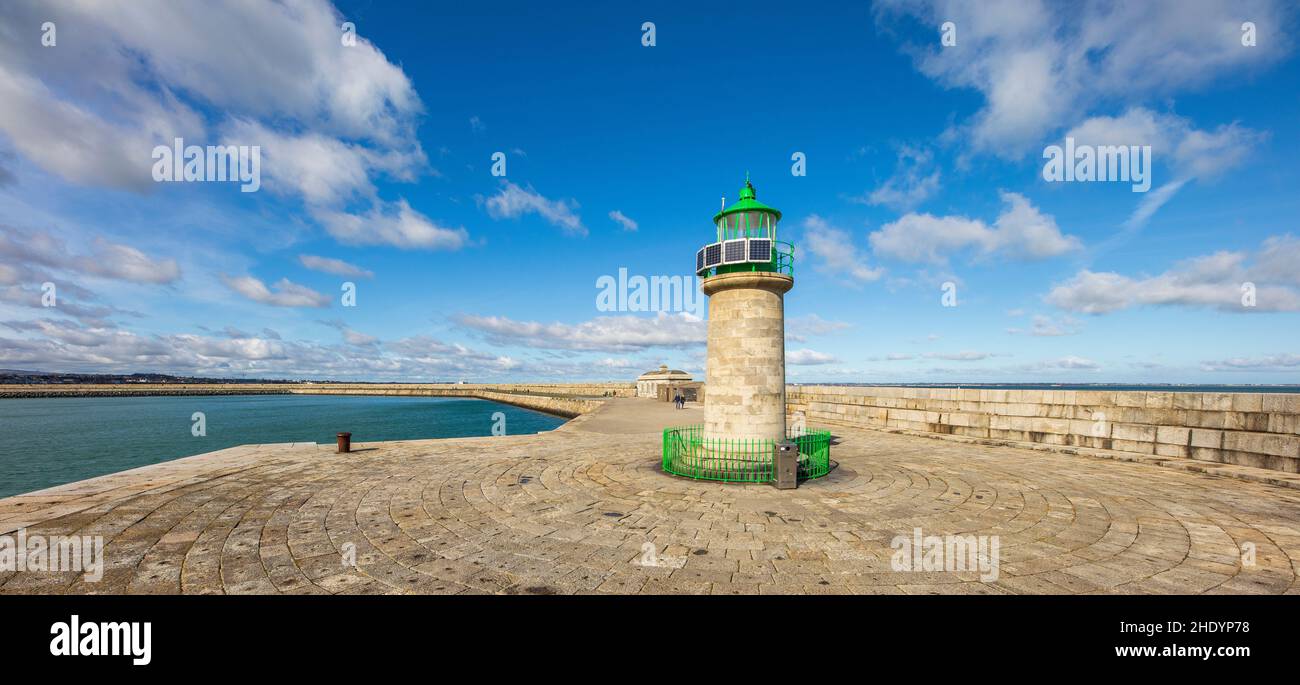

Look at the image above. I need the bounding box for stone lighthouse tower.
[695,176,793,443]
[664,176,827,483]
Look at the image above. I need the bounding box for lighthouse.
[697,176,793,443]
[664,176,828,483]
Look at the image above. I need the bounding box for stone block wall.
[0,383,632,420]
[785,386,1300,473]
[702,272,793,442]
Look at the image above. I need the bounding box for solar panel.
[696,247,705,272]
[747,239,772,262]
[723,239,747,264]
[704,243,722,268]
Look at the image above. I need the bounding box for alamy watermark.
[634,542,685,569]
[50,615,151,666]
[1,528,104,582]
[152,138,261,192]
[1042,137,1151,192]
[941,281,957,307]
[596,268,704,317]
[891,527,1000,582]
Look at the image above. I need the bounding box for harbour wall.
[787,386,1300,474]
[288,384,618,418]
[0,383,634,419]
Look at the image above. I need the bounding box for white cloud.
[874,0,1291,155]
[76,239,182,284]
[319,319,378,347]
[0,225,178,325]
[0,67,177,192]
[454,311,705,352]
[0,286,119,325]
[923,351,996,361]
[866,353,916,361]
[1069,109,1263,181]
[0,319,550,381]
[1,0,421,144]
[483,181,586,236]
[3,319,118,347]
[0,0,443,252]
[1201,354,1300,372]
[1047,236,1300,313]
[608,210,638,232]
[1064,108,1265,230]
[1122,178,1190,230]
[0,225,180,285]
[869,191,1080,264]
[870,214,987,264]
[1040,356,1101,370]
[221,274,330,308]
[1006,314,1081,337]
[857,145,941,210]
[1255,235,1300,285]
[225,120,379,205]
[785,314,852,342]
[312,199,469,251]
[299,255,374,279]
[801,216,884,283]
[787,349,838,365]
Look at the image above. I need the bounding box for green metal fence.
[661,424,831,483]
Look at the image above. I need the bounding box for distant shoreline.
[4,381,1299,399]
[0,387,292,399]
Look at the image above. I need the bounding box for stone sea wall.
[786,385,1300,474]
[0,382,634,418]
[289,385,615,418]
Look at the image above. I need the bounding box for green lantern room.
[696,175,793,278]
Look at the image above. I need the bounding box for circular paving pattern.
[2,423,1299,595]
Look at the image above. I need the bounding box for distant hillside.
[0,370,306,385]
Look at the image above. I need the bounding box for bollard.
[773,442,798,489]
[337,432,352,453]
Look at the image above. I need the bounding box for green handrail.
[698,241,795,278]
[661,424,831,483]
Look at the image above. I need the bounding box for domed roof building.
[636,364,692,398]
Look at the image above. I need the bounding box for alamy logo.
[151,137,261,192]
[596,268,704,318]
[891,527,1000,582]
[50,615,151,666]
[1042,137,1151,192]
[0,528,103,581]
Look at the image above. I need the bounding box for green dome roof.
[713,175,781,222]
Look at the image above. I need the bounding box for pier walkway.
[2,398,1298,595]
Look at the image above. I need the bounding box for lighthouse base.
[661,425,832,484]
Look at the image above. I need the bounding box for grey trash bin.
[773,442,798,489]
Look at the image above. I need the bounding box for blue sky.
[0,0,1297,383]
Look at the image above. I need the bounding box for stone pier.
[2,397,1299,595]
